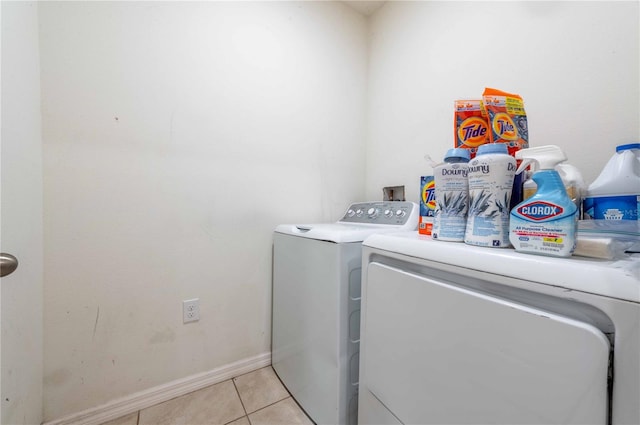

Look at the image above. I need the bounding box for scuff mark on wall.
[44,369,72,387]
[92,306,100,341]
[149,327,176,345]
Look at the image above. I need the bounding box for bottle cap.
[444,148,471,161]
[616,143,640,152]
[477,143,508,155]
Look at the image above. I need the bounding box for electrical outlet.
[183,299,200,323]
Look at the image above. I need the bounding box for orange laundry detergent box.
[482,87,529,157]
[419,176,435,235]
[454,99,490,158]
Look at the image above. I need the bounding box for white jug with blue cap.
[583,143,640,221]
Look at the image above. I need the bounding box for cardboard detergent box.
[419,176,435,235]
[454,99,490,159]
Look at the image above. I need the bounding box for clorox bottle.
[509,145,578,257]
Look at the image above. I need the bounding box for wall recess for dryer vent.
[383,186,405,201]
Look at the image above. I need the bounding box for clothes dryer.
[272,202,419,425]
[358,232,639,425]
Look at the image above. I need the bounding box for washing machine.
[358,232,639,425]
[272,201,419,425]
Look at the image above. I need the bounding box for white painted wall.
[0,2,44,423]
[39,2,367,420]
[366,1,639,201]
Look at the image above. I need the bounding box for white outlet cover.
[182,298,200,323]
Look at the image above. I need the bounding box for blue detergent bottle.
[509,145,578,257]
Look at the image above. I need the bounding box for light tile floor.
[100,366,313,425]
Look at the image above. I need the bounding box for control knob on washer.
[346,209,356,218]
[356,209,364,217]
[395,209,406,218]
[384,209,393,218]
[367,207,379,218]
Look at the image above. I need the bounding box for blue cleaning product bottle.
[509,145,578,257]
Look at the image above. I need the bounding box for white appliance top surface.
[275,222,411,244]
[274,201,419,243]
[363,232,640,303]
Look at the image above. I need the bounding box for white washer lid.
[275,223,410,244]
[363,231,640,303]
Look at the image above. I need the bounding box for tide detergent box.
[481,87,529,157]
[454,100,490,159]
[419,176,435,235]
[482,87,529,208]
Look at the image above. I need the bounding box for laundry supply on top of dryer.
[573,236,636,260]
[464,143,516,248]
[482,88,529,207]
[432,148,470,242]
[523,162,586,217]
[419,176,435,235]
[575,219,640,258]
[454,99,490,159]
[482,88,529,156]
[509,145,578,257]
[556,163,586,216]
[420,154,438,237]
[583,143,640,221]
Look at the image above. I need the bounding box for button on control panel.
[339,201,417,226]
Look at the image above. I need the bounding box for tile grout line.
[244,395,291,416]
[231,376,250,424]
[106,367,297,425]
[98,369,306,425]
[230,366,293,425]
[268,369,314,424]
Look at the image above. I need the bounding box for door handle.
[0,253,19,277]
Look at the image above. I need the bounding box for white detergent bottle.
[509,145,578,257]
[583,143,640,220]
[432,148,470,242]
[522,162,585,216]
[465,143,516,248]
[556,163,586,216]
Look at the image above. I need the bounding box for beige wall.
[35,0,640,421]
[365,1,640,201]
[39,2,367,420]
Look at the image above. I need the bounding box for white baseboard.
[44,352,271,425]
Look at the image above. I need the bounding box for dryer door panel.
[363,262,610,425]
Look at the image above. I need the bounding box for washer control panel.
[339,201,418,227]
